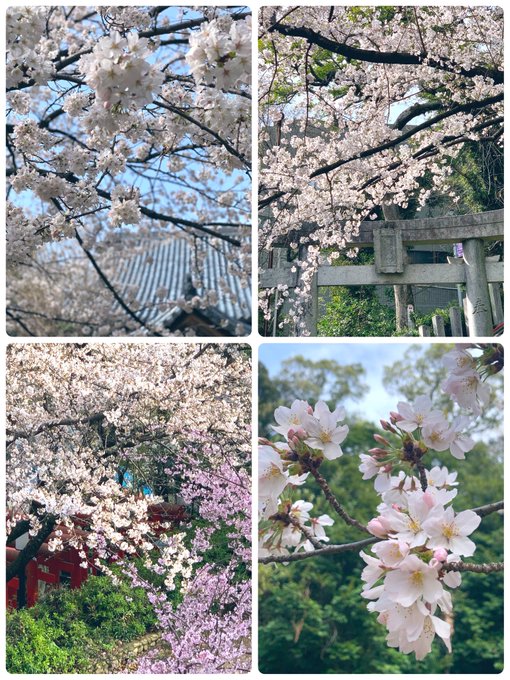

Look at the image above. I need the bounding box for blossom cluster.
[259,399,345,557]
[361,479,480,658]
[79,31,164,111]
[186,15,251,90]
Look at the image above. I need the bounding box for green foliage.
[410,304,464,337]
[259,356,367,437]
[259,353,503,673]
[6,609,75,674]
[193,519,251,583]
[319,286,396,337]
[6,571,159,674]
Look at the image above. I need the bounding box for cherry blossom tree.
[259,344,503,662]
[7,342,251,671]
[258,6,503,334]
[6,6,251,336]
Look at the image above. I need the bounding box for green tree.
[259,355,367,436]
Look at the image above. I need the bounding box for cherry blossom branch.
[73,229,164,337]
[306,466,369,534]
[287,515,324,550]
[268,22,504,84]
[259,500,503,565]
[309,92,503,178]
[259,536,378,565]
[444,561,503,574]
[6,309,35,336]
[157,99,249,169]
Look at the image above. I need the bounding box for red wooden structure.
[6,503,187,609]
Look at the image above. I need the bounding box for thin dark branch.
[73,230,163,336]
[307,466,369,534]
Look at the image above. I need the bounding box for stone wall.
[91,631,162,674]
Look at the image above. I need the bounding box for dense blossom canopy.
[259,6,503,333]
[7,6,251,336]
[7,342,252,671]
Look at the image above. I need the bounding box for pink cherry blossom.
[422,506,481,557]
[384,555,444,607]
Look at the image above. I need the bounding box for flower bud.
[433,548,448,562]
[367,516,391,538]
[380,419,397,433]
[368,447,387,458]
[389,411,404,423]
[373,434,390,447]
[422,491,435,509]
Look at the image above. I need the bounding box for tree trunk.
[6,514,56,583]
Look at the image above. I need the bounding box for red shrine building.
[7,503,187,609]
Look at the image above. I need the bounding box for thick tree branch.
[259,536,378,565]
[6,515,57,582]
[268,22,504,84]
[471,499,504,517]
[7,411,105,446]
[6,520,31,545]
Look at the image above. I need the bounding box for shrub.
[6,609,74,673]
[6,572,158,673]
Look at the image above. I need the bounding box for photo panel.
[7,6,252,337]
[258,6,503,338]
[258,341,503,672]
[6,342,252,673]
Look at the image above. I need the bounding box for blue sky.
[259,341,430,424]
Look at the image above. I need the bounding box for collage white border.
[1,1,507,678]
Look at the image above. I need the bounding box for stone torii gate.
[259,209,504,336]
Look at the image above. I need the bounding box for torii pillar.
[462,238,493,336]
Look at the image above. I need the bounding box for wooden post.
[462,238,493,336]
[419,325,431,336]
[489,282,504,325]
[432,315,445,336]
[449,307,464,337]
